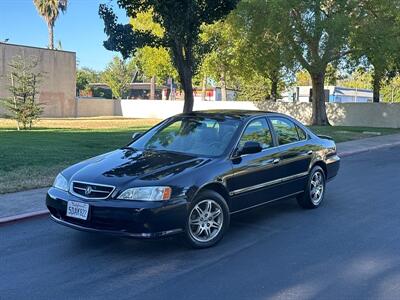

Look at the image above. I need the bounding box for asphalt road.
[2,146,400,300]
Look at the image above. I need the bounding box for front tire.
[297,166,326,209]
[184,190,230,249]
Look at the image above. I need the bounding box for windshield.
[130,116,241,157]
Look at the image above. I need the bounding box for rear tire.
[297,166,326,209]
[184,190,230,249]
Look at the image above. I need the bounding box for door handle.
[272,158,280,164]
[306,150,313,156]
[262,158,280,166]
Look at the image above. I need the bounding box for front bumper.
[46,187,188,238]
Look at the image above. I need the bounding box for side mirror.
[238,141,263,156]
[132,132,143,140]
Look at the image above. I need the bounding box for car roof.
[179,109,282,120]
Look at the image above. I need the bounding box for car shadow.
[67,196,305,255]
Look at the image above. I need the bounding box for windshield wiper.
[121,146,139,151]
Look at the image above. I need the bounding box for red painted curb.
[0,210,49,225]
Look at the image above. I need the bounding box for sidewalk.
[0,188,48,222]
[2,133,400,223]
[337,133,400,157]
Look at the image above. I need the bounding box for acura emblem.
[85,186,93,195]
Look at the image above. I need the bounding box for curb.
[338,141,400,158]
[0,210,49,225]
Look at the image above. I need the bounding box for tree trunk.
[180,64,193,113]
[48,23,54,49]
[220,72,227,101]
[173,42,194,113]
[182,77,194,113]
[201,76,207,101]
[10,73,20,131]
[311,72,330,126]
[372,70,382,103]
[270,79,279,102]
[150,76,156,100]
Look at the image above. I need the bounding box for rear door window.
[270,117,300,145]
[296,125,308,140]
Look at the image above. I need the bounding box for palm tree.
[33,0,68,49]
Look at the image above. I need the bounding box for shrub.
[1,55,44,130]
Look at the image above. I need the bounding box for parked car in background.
[46,110,340,248]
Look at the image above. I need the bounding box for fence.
[75,99,400,128]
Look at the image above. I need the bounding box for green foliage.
[1,56,43,130]
[338,69,373,90]
[382,76,400,103]
[76,68,101,96]
[350,0,400,102]
[135,47,178,84]
[295,64,339,86]
[200,21,238,79]
[229,0,295,100]
[235,74,275,102]
[198,0,293,102]
[91,86,113,99]
[101,56,135,99]
[295,70,312,86]
[268,0,357,71]
[129,11,178,84]
[267,0,359,124]
[99,0,239,112]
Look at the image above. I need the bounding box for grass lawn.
[1,117,400,194]
[0,118,160,194]
[309,126,400,143]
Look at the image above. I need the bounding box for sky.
[0,0,128,71]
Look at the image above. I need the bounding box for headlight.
[117,186,172,201]
[53,173,69,192]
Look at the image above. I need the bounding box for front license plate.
[66,201,89,220]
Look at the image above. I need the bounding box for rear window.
[270,117,300,145]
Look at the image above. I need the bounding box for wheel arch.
[193,182,232,210]
[311,160,327,178]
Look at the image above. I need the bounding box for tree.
[230,0,295,101]
[382,75,400,103]
[269,0,357,125]
[235,74,274,101]
[351,0,400,102]
[0,56,43,130]
[99,0,239,113]
[76,68,101,96]
[295,70,312,86]
[130,11,178,85]
[337,68,372,90]
[101,56,135,99]
[33,0,68,49]
[200,21,239,101]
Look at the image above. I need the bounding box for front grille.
[71,181,115,199]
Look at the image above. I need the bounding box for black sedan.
[46,110,340,248]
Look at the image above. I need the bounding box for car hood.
[65,149,208,187]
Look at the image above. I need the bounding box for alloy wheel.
[310,171,324,205]
[189,199,224,243]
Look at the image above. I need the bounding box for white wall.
[78,99,259,119]
[256,102,400,128]
[69,99,400,128]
